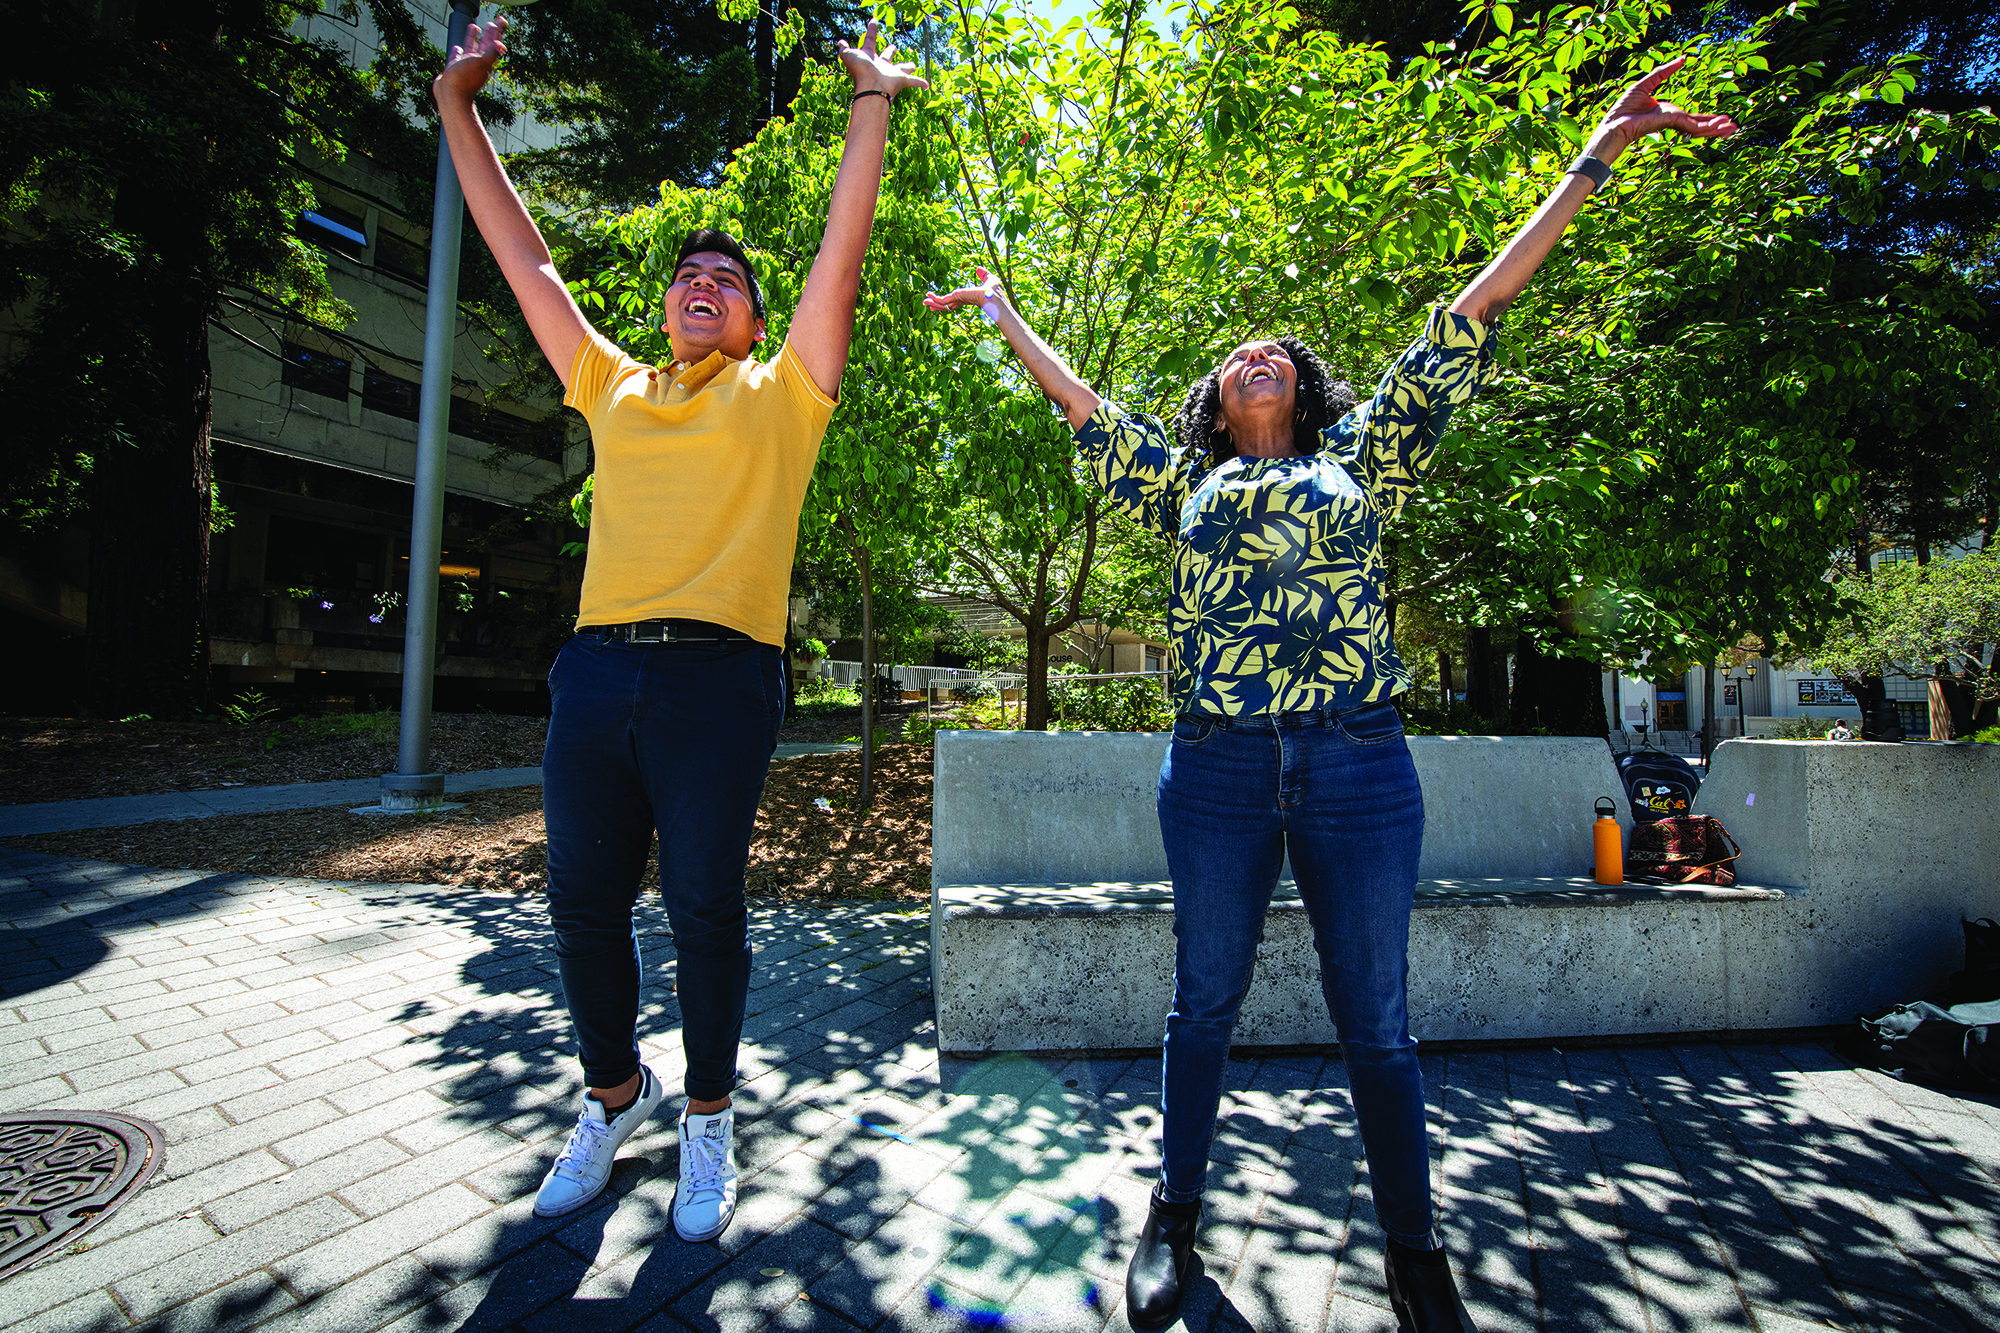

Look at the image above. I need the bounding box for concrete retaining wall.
[930,732,2000,1053]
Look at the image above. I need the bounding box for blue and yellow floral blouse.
[1075,306,1495,718]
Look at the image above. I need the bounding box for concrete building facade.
[200,2,582,712]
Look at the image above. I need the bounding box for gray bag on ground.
[1856,998,2000,1088]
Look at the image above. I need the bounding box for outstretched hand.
[838,19,929,99]
[1592,55,1739,155]
[435,15,507,103]
[922,267,1003,314]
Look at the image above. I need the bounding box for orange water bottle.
[1593,797,1623,886]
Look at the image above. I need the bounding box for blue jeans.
[1155,700,1434,1249]
[542,633,784,1101]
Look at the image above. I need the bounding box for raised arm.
[786,22,929,397]
[432,17,588,388]
[1448,56,1738,324]
[922,268,1100,430]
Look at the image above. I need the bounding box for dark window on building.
[362,366,420,420]
[444,398,565,463]
[376,231,428,281]
[299,203,367,260]
[448,394,494,443]
[281,342,351,401]
[266,518,384,595]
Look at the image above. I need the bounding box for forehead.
[1225,339,1289,361]
[673,251,748,282]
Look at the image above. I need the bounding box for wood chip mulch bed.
[0,702,906,806]
[6,744,935,905]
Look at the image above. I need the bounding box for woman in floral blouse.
[927,58,1735,1332]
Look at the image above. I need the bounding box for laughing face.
[660,251,766,363]
[1215,340,1298,441]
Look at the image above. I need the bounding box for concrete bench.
[929,732,2000,1053]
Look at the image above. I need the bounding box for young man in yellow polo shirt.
[434,18,925,1240]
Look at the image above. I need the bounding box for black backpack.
[1614,749,1701,824]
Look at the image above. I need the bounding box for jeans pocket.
[761,646,786,747]
[1337,702,1404,746]
[548,636,581,692]
[1171,715,1216,747]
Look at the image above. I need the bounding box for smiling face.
[1214,339,1298,443]
[660,252,767,364]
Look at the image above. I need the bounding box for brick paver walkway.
[1,848,1995,1332]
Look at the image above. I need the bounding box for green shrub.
[1047,675,1173,732]
[220,690,278,726]
[1763,716,1831,740]
[1970,724,2000,744]
[792,678,856,716]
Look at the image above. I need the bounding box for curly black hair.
[1170,337,1358,474]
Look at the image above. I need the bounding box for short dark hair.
[673,228,765,320]
[1171,336,1356,471]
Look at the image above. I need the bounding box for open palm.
[1597,55,1739,150]
[838,20,929,98]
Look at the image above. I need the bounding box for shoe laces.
[681,1125,729,1198]
[554,1112,611,1175]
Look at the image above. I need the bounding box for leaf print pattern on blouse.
[1075,306,1495,717]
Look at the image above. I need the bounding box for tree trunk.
[1851,673,1901,742]
[83,4,221,718]
[1023,626,1053,730]
[1930,668,1975,740]
[1464,627,1499,723]
[774,0,804,119]
[1510,629,1543,727]
[753,1,775,122]
[1510,622,1604,736]
[858,541,875,810]
[85,304,213,718]
[1438,650,1452,712]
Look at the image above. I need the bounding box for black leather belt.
[588,619,752,645]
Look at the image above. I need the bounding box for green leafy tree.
[498,0,865,207]
[1810,547,2000,737]
[561,0,1998,747]
[0,0,437,717]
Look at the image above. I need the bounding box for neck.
[1229,417,1297,458]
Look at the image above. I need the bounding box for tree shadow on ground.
[7,849,1995,1333]
[0,851,263,1005]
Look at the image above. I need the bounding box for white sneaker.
[673,1104,739,1242]
[533,1066,664,1218]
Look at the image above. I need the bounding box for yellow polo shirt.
[564,330,837,644]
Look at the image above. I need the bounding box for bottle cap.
[1594,796,1618,819]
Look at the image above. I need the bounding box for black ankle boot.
[1385,1239,1479,1332]
[1125,1189,1200,1331]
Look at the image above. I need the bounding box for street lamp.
[1730,660,1758,739]
[371,0,536,814]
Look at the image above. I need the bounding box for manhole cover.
[0,1111,167,1282]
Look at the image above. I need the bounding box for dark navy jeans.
[542,633,784,1101]
[1155,699,1434,1249]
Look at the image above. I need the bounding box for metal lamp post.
[1730,660,1758,740]
[373,0,535,812]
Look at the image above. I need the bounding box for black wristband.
[1567,155,1613,192]
[850,89,892,109]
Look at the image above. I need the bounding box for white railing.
[814,661,1025,692]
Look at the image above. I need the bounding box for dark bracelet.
[850,89,892,109]
[1566,154,1613,192]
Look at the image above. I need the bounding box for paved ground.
[0,747,860,837]
[1,848,1996,1333]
